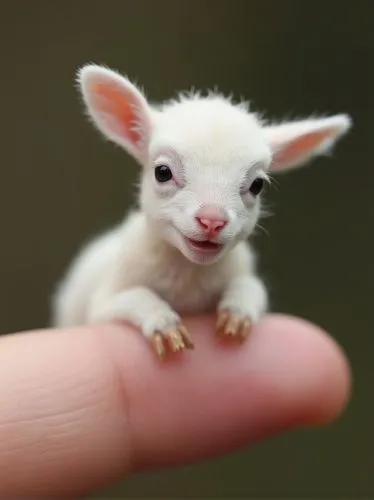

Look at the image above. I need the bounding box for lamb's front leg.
[216,274,268,342]
[89,287,194,360]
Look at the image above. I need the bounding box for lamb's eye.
[249,177,264,196]
[155,165,173,183]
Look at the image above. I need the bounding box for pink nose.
[196,217,227,235]
[195,206,228,236]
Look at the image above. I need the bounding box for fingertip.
[102,313,352,471]
[252,314,352,426]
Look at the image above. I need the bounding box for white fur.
[52,64,352,346]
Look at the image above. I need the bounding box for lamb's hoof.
[150,325,194,360]
[216,309,252,343]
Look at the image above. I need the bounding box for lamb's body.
[52,64,351,359]
[53,211,260,335]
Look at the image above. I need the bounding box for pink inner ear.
[92,83,142,144]
[274,130,332,165]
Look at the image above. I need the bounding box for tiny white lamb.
[51,64,352,360]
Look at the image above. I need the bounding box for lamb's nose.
[195,205,228,236]
[196,217,227,235]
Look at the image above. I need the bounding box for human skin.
[0,313,351,498]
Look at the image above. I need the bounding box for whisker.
[267,174,280,191]
[254,222,270,237]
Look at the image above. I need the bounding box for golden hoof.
[150,324,194,360]
[216,310,252,343]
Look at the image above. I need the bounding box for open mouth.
[184,237,223,256]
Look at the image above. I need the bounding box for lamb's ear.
[263,114,352,172]
[77,64,154,162]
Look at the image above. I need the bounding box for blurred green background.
[0,0,371,497]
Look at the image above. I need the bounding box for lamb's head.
[77,64,352,265]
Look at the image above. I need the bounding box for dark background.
[0,0,371,497]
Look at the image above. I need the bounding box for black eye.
[155,165,173,183]
[249,177,264,196]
